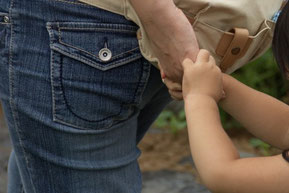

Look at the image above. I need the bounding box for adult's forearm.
[129,0,176,23]
[129,0,199,83]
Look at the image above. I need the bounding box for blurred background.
[0,50,287,193]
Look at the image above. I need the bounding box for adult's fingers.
[169,90,183,101]
[163,78,182,91]
[159,65,166,79]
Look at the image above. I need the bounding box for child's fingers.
[196,49,210,63]
[209,55,215,65]
[182,58,194,69]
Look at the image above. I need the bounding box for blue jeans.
[0,0,171,192]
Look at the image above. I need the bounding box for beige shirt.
[79,0,283,72]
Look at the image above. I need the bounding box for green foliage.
[154,110,187,134]
[249,138,271,156]
[232,50,287,99]
[220,50,288,155]
[220,50,288,130]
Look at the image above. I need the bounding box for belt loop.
[216,28,252,72]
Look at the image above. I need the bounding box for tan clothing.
[79,0,283,73]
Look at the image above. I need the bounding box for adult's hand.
[129,0,199,84]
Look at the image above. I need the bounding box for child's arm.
[185,95,289,193]
[220,74,289,150]
[183,52,289,193]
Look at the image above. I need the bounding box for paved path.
[0,108,10,193]
[142,171,210,193]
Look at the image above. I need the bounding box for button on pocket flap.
[46,22,142,71]
[0,12,10,24]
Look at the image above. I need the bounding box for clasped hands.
[161,49,225,103]
[135,1,224,102]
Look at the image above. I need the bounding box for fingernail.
[161,73,166,79]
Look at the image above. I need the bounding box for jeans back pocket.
[46,22,150,130]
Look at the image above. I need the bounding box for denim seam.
[51,0,95,8]
[59,27,137,33]
[8,0,37,192]
[58,26,139,60]
[54,117,114,130]
[131,60,151,105]
[48,22,138,31]
[50,45,57,124]
[135,60,151,105]
[47,23,59,126]
[46,27,62,132]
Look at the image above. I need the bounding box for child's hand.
[182,49,223,102]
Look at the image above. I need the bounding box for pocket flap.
[46,22,142,71]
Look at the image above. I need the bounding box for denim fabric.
[0,0,171,192]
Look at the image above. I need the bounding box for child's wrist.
[222,74,233,93]
[184,94,217,106]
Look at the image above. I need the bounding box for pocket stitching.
[59,27,138,33]
[50,50,126,129]
[52,0,96,8]
[48,21,147,130]
[50,50,145,129]
[59,66,124,123]
[51,47,58,123]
